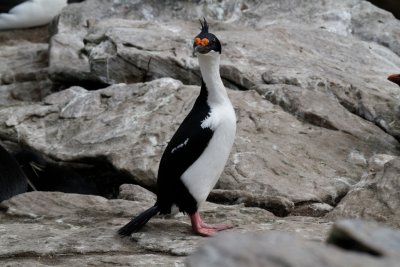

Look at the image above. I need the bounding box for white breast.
[181,101,236,207]
[0,0,67,30]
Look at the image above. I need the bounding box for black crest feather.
[199,17,208,34]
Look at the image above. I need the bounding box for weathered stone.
[351,1,400,56]
[1,255,185,267]
[0,79,396,216]
[208,189,295,217]
[327,158,400,228]
[2,0,400,265]
[292,203,334,217]
[0,191,184,266]
[49,32,103,87]
[119,184,156,204]
[0,26,53,105]
[186,231,399,267]
[254,84,397,150]
[327,219,400,257]
[0,191,331,265]
[128,207,333,256]
[368,154,397,172]
[48,0,400,140]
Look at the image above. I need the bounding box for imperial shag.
[0,0,84,31]
[118,18,236,237]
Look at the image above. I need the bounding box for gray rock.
[0,78,395,216]
[292,202,334,217]
[0,26,53,105]
[351,1,400,57]
[368,154,397,172]
[208,189,295,217]
[186,231,398,267]
[1,255,185,267]
[327,219,400,257]
[0,191,331,265]
[2,0,400,265]
[48,0,400,140]
[0,191,184,266]
[119,184,156,204]
[254,84,397,150]
[327,158,400,228]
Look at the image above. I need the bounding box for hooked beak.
[193,45,211,56]
[388,73,400,86]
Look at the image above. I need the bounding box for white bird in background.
[0,0,82,31]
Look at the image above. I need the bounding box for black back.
[0,145,27,202]
[156,80,213,214]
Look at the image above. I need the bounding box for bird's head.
[388,73,400,87]
[193,18,221,56]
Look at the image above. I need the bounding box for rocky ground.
[1,0,400,266]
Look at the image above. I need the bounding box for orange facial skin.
[200,38,209,46]
[194,37,209,47]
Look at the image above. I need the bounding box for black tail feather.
[118,205,160,236]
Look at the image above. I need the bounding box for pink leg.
[189,211,234,237]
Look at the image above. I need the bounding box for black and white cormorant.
[118,18,236,237]
[0,0,84,30]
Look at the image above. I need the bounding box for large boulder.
[0,78,397,216]
[327,219,400,257]
[48,0,400,140]
[0,26,52,105]
[186,225,400,267]
[0,191,331,265]
[1,0,400,265]
[327,158,400,228]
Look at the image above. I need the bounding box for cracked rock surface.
[1,78,396,216]
[0,191,331,266]
[1,0,400,266]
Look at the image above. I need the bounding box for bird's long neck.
[197,53,228,104]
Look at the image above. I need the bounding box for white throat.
[197,52,228,104]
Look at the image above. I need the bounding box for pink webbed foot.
[189,211,234,237]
